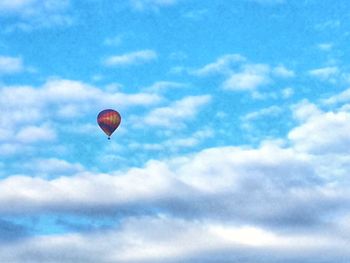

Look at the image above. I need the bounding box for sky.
[1,0,350,262]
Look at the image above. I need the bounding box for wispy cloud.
[241,105,283,135]
[272,65,295,78]
[143,81,188,93]
[281,87,294,99]
[22,158,84,177]
[129,127,214,151]
[103,50,157,67]
[103,35,123,46]
[0,0,73,31]
[192,54,246,76]
[0,56,24,74]
[242,105,282,122]
[315,20,341,31]
[250,0,286,4]
[317,43,333,51]
[308,66,339,81]
[323,87,350,105]
[130,0,179,11]
[193,54,294,93]
[183,9,208,20]
[139,95,211,128]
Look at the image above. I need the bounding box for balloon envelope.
[97,109,121,138]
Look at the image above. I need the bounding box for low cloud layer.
[1,98,350,261]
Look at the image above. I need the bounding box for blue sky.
[1,0,350,262]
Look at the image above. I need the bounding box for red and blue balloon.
[97,109,121,139]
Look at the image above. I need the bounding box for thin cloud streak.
[103,50,157,67]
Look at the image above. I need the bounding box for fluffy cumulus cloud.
[2,83,350,262]
[223,64,271,91]
[0,133,350,261]
[1,216,349,263]
[0,142,341,219]
[289,100,350,154]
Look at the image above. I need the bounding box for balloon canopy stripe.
[99,123,115,136]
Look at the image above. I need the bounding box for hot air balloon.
[97,109,121,139]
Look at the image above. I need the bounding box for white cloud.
[22,158,84,177]
[143,81,187,93]
[0,0,38,12]
[0,79,162,119]
[169,51,188,60]
[183,9,208,20]
[103,35,123,46]
[322,87,350,105]
[0,56,24,74]
[0,0,70,15]
[1,65,350,263]
[291,100,322,121]
[0,143,32,156]
[1,96,350,261]
[129,127,214,151]
[289,103,350,154]
[0,79,162,151]
[0,215,348,263]
[0,140,333,216]
[250,0,286,4]
[223,64,271,91]
[130,0,179,11]
[103,50,157,67]
[315,20,341,31]
[308,66,339,81]
[0,138,349,262]
[192,54,246,76]
[318,43,333,51]
[193,55,294,93]
[281,87,294,99]
[0,161,177,213]
[272,65,295,78]
[0,0,72,31]
[0,128,12,142]
[16,124,56,143]
[140,95,211,128]
[242,105,282,122]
